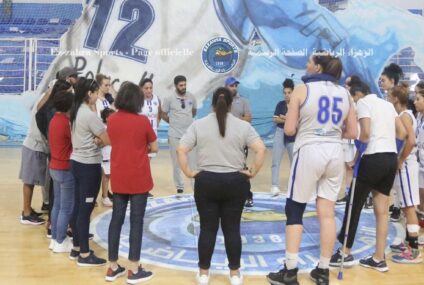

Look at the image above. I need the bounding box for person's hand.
[397,159,404,170]
[240,168,255,179]
[346,160,355,169]
[94,137,103,147]
[188,170,199,178]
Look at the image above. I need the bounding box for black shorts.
[357,152,397,196]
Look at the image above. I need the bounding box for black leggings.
[194,171,249,270]
[70,160,102,253]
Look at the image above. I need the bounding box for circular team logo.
[201,37,239,73]
[91,193,401,275]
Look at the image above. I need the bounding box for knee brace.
[285,198,307,225]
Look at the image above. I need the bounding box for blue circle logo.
[91,193,401,274]
[201,37,239,73]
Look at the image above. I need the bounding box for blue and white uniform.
[287,81,351,203]
[416,113,424,189]
[393,110,419,208]
[140,94,160,158]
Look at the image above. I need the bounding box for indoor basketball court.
[1,1,424,285]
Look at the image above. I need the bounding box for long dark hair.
[70,77,99,126]
[212,87,233,137]
[312,50,343,80]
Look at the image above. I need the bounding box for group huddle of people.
[17,50,424,285]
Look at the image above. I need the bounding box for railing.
[0,37,60,94]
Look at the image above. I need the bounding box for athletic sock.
[286,252,298,270]
[318,256,330,269]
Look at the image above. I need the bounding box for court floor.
[0,147,423,285]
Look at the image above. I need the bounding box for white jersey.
[140,94,160,135]
[96,97,112,118]
[399,110,417,161]
[294,81,351,152]
[416,113,424,171]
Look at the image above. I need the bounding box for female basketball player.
[380,63,405,221]
[267,51,358,285]
[329,80,407,273]
[386,83,422,264]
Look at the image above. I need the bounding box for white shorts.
[102,161,111,175]
[342,143,355,163]
[393,159,420,208]
[287,143,344,203]
[419,170,424,189]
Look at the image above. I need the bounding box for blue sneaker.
[359,256,388,272]
[127,266,153,284]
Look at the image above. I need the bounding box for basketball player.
[413,87,424,245]
[139,78,161,198]
[267,51,358,285]
[95,73,114,207]
[386,83,422,264]
[329,80,406,273]
[337,75,360,205]
[140,78,161,148]
[380,63,404,221]
[415,82,424,222]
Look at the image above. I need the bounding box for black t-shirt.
[273,100,295,143]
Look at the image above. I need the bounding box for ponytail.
[212,87,233,137]
[312,50,343,80]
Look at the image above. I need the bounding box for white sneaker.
[419,235,424,246]
[53,238,73,253]
[270,186,280,196]
[229,274,243,285]
[49,239,56,250]
[196,273,209,285]
[102,197,113,207]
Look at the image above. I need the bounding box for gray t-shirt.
[23,93,49,153]
[180,113,259,173]
[162,92,197,138]
[70,104,105,164]
[230,94,251,119]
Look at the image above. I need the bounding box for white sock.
[285,252,298,270]
[318,256,330,269]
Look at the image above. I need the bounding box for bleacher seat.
[12,18,24,25]
[36,18,48,25]
[60,18,72,25]
[23,18,36,25]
